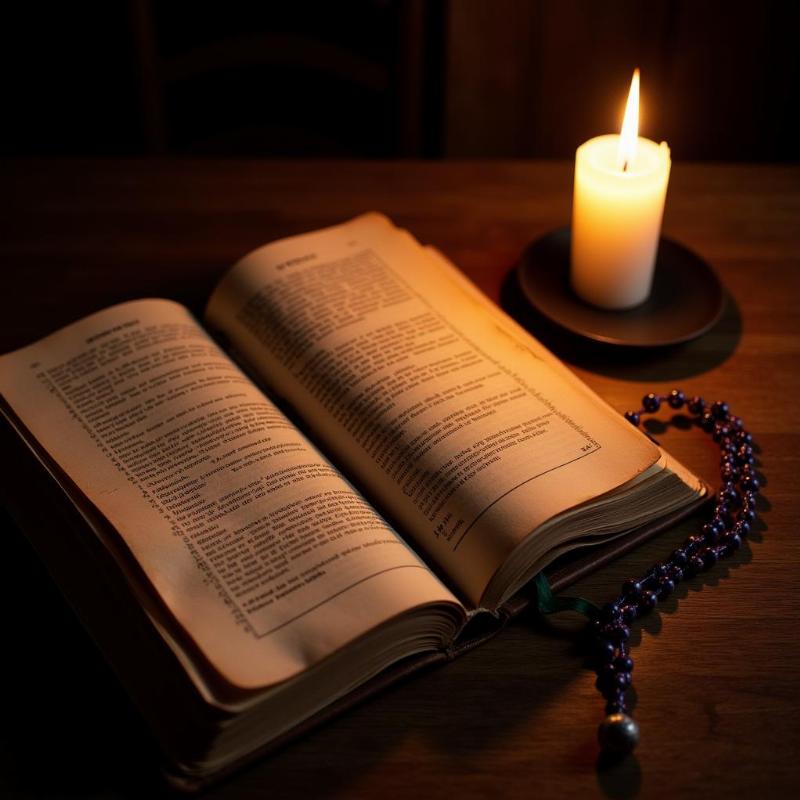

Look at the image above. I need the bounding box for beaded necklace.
[581,389,759,755]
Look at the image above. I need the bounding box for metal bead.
[598,713,640,755]
[596,395,761,757]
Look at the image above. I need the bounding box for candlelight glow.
[572,65,671,309]
[617,68,640,171]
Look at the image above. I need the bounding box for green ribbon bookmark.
[534,572,601,620]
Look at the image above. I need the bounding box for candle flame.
[617,68,640,171]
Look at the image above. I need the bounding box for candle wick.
[622,160,629,172]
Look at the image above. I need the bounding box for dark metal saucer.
[515,228,724,347]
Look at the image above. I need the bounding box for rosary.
[575,389,759,755]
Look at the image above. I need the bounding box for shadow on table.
[0,504,585,800]
[0,508,169,800]
[528,410,768,800]
[499,267,742,381]
[588,511,764,799]
[0,438,767,800]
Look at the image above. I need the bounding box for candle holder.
[515,228,724,348]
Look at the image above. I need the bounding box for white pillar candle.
[570,70,671,310]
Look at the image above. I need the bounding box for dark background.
[2,0,798,161]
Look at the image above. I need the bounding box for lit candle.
[570,69,671,309]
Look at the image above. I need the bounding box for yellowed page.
[0,299,460,689]
[205,214,662,607]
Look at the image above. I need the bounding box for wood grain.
[1,160,798,798]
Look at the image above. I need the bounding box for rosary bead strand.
[593,389,759,755]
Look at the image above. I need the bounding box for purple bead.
[703,520,724,539]
[687,396,705,415]
[639,590,657,612]
[712,424,731,444]
[687,556,705,576]
[700,412,715,432]
[720,486,740,507]
[668,389,686,409]
[729,415,745,430]
[736,430,753,444]
[735,520,751,537]
[658,577,676,597]
[687,534,705,550]
[606,698,625,715]
[711,400,730,420]
[608,624,631,642]
[670,565,684,583]
[720,464,740,482]
[716,511,733,529]
[642,393,661,413]
[740,507,755,524]
[742,475,760,493]
[615,672,632,689]
[653,563,669,578]
[703,549,718,568]
[624,410,641,427]
[621,605,638,623]
[708,520,725,538]
[728,533,743,551]
[736,445,755,466]
[671,548,688,566]
[614,655,634,673]
[622,579,643,599]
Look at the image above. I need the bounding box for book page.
[205,214,662,607]
[0,299,462,689]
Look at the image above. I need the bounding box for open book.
[0,214,705,788]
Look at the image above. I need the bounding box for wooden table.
[1,160,798,798]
